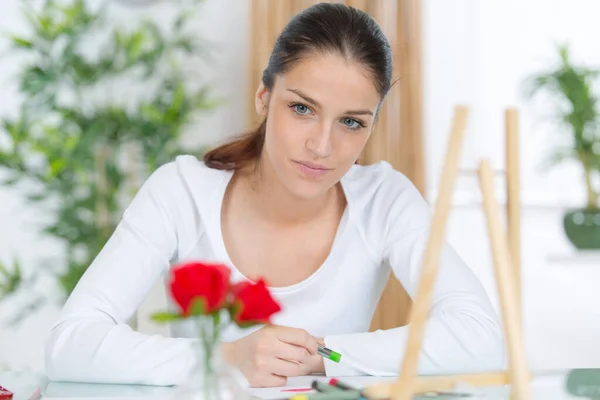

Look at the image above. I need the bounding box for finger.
[250,373,287,388]
[271,339,311,363]
[274,326,318,355]
[266,357,308,377]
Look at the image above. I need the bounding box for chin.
[284,175,335,200]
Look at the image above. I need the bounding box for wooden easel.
[363,106,531,400]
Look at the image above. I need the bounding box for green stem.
[211,311,220,347]
[194,314,222,400]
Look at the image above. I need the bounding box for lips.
[293,160,332,179]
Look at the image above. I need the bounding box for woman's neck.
[237,157,341,226]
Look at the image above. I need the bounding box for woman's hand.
[221,325,323,387]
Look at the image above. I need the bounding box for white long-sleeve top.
[45,155,505,386]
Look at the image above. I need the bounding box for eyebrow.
[286,88,374,116]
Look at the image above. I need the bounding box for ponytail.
[203,120,266,170]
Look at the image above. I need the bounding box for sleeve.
[44,162,198,386]
[322,172,506,377]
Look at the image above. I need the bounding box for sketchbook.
[248,375,397,400]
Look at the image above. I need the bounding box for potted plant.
[524,44,600,249]
[0,0,219,322]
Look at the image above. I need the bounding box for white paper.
[248,375,397,400]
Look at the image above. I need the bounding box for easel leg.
[478,161,531,400]
[390,106,470,400]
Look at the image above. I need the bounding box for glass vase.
[173,317,250,400]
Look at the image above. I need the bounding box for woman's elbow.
[45,349,68,382]
[44,320,89,382]
[45,327,70,381]
[439,311,506,373]
[465,316,506,372]
[477,330,506,371]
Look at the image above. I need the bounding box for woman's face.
[255,52,382,200]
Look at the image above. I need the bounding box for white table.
[0,370,582,399]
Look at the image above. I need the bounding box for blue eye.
[343,117,363,130]
[292,103,311,115]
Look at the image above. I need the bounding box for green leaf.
[0,258,23,297]
[1,175,20,186]
[140,104,164,123]
[27,192,47,203]
[151,312,182,323]
[20,65,56,95]
[37,15,53,37]
[165,83,185,121]
[174,37,196,54]
[126,30,146,63]
[174,13,190,31]
[64,136,79,152]
[11,36,33,49]
[49,158,66,177]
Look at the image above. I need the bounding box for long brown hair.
[203,120,266,170]
[203,3,393,171]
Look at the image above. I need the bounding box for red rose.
[169,261,231,316]
[231,279,281,325]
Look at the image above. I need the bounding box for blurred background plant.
[0,0,219,322]
[524,44,600,249]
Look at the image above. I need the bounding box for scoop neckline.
[209,170,352,296]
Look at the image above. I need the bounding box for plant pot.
[563,209,600,250]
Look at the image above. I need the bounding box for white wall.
[424,0,600,207]
[424,0,600,370]
[2,0,600,373]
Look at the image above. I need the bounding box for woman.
[45,2,504,388]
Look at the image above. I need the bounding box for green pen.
[317,344,342,363]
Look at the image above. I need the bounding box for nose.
[306,122,332,158]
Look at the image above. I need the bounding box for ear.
[255,83,270,117]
